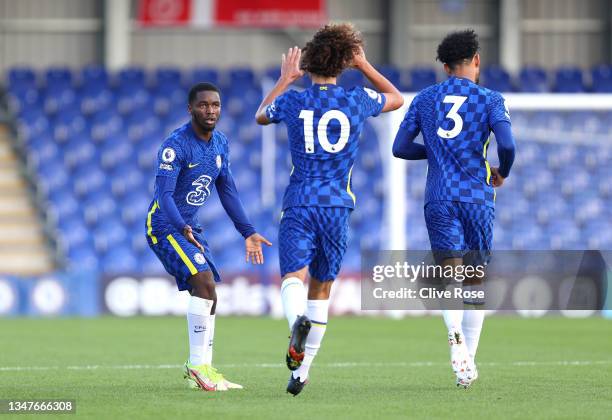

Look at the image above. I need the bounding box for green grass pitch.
[1,316,611,419]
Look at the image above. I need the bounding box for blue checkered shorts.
[424,201,494,264]
[279,206,352,281]
[146,229,221,291]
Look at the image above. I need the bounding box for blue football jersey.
[266,84,386,210]
[147,123,230,236]
[401,76,510,207]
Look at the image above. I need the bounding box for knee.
[188,272,217,300]
[282,267,309,283]
[308,279,332,299]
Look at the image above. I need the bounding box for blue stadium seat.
[125,108,162,143]
[100,133,134,170]
[377,65,401,90]
[27,137,59,170]
[338,69,365,89]
[191,67,219,86]
[294,74,312,89]
[45,67,73,90]
[17,109,49,142]
[228,67,257,90]
[83,192,118,226]
[36,161,69,195]
[139,250,166,275]
[591,65,612,93]
[152,88,185,117]
[117,67,147,92]
[80,64,108,90]
[43,85,77,115]
[519,67,548,92]
[410,68,437,91]
[53,108,87,143]
[48,189,80,220]
[110,165,145,198]
[554,67,584,92]
[101,246,139,273]
[93,220,128,253]
[130,227,149,253]
[66,246,99,271]
[8,66,37,90]
[57,218,90,250]
[163,107,190,131]
[197,196,225,224]
[63,135,97,170]
[7,87,41,114]
[136,138,161,171]
[155,66,183,89]
[116,87,152,116]
[120,191,151,225]
[264,66,281,81]
[90,109,124,142]
[79,88,114,116]
[72,164,107,198]
[482,66,512,92]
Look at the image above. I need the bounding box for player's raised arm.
[255,46,304,125]
[352,46,404,112]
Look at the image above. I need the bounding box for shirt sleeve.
[392,94,426,160]
[156,176,187,232]
[265,90,295,124]
[215,140,256,239]
[491,120,516,178]
[155,139,185,180]
[354,86,386,117]
[488,91,511,128]
[401,95,421,136]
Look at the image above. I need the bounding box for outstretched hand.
[245,233,272,265]
[280,46,304,84]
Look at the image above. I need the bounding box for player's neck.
[191,121,213,141]
[311,74,336,85]
[449,69,477,84]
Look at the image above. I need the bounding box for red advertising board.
[215,0,326,28]
[138,0,326,28]
[138,0,191,26]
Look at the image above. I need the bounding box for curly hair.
[436,29,479,69]
[300,23,363,78]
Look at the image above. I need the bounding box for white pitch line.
[0,360,611,372]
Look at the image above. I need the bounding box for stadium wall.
[0,0,610,73]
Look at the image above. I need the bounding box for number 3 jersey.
[147,122,230,236]
[401,76,510,208]
[266,84,386,210]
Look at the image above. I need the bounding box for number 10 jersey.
[266,83,386,210]
[400,76,510,208]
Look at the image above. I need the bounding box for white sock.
[187,296,213,365]
[442,310,464,335]
[462,310,485,361]
[294,299,329,381]
[281,277,306,330]
[203,314,215,365]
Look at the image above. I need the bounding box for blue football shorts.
[146,228,221,291]
[424,200,494,265]
[279,206,352,282]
